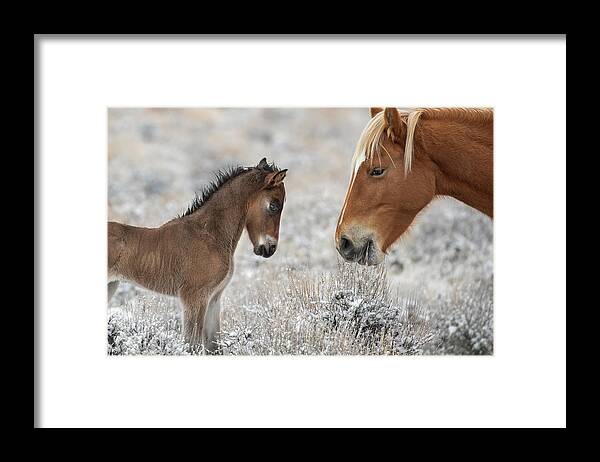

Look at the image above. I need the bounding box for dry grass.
[108,262,492,355]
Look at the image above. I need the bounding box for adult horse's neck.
[417,111,494,217]
[178,170,261,251]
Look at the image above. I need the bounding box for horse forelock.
[351,109,420,178]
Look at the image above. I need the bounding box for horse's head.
[335,107,436,266]
[246,158,287,258]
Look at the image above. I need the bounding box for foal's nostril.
[256,241,277,258]
[265,243,276,257]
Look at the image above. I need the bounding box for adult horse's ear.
[384,107,404,142]
[370,107,383,118]
[264,169,287,188]
[257,157,269,169]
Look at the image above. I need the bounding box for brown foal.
[108,158,287,352]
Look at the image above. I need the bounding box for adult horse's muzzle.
[337,234,384,266]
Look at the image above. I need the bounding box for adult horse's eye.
[369,167,386,177]
[269,201,280,213]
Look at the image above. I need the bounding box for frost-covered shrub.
[108,266,492,356]
[425,280,493,355]
[107,296,200,355]
[218,263,436,355]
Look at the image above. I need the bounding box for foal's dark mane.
[179,162,279,218]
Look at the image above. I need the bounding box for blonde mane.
[351,107,492,176]
[351,109,421,177]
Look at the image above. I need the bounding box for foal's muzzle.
[255,242,277,258]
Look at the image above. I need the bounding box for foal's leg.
[107,281,120,302]
[203,289,224,354]
[179,289,211,351]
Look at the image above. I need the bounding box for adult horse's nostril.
[338,235,356,260]
[340,236,352,252]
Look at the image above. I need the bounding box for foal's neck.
[417,112,494,217]
[178,171,260,251]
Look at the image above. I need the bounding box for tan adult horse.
[108,158,287,352]
[336,107,492,266]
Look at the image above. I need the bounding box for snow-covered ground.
[108,108,493,355]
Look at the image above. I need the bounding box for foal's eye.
[369,167,386,177]
[269,201,280,213]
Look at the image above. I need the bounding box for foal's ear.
[370,107,383,118]
[257,157,269,169]
[383,107,404,142]
[264,169,287,188]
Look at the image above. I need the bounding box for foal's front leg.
[203,289,224,354]
[107,281,120,302]
[179,289,211,352]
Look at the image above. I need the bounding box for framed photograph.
[35,35,566,428]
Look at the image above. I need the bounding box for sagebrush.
[108,262,492,355]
